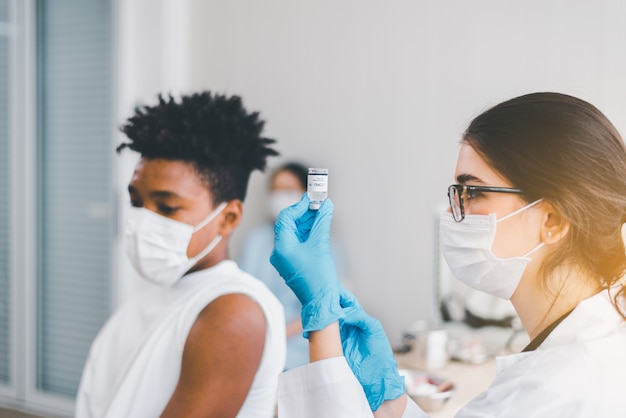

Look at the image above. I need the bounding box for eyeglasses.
[448,184,523,222]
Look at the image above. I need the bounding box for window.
[36,0,112,398]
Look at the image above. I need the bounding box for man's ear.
[540,201,570,244]
[219,200,243,237]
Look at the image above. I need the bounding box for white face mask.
[267,190,302,221]
[439,200,543,300]
[125,202,227,286]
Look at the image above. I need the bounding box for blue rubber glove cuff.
[301,289,343,338]
[339,286,406,411]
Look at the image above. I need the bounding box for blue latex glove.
[339,286,406,411]
[270,194,343,336]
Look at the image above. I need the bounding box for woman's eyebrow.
[456,174,485,184]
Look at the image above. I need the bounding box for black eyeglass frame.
[448,184,524,222]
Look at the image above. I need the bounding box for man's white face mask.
[439,199,543,300]
[125,202,227,286]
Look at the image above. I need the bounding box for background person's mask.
[268,190,302,221]
[439,200,543,300]
[125,202,227,286]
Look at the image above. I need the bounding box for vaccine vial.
[307,168,328,210]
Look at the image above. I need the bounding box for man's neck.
[187,246,229,274]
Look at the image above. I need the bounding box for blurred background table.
[395,353,496,418]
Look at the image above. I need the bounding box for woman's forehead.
[454,144,511,187]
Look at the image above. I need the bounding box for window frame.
[0,0,119,415]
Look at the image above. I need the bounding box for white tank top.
[76,260,286,418]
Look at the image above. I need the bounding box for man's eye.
[158,204,179,215]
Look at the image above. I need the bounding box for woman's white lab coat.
[277,289,626,418]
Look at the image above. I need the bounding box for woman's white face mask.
[125,202,227,286]
[439,199,543,300]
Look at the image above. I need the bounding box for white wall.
[121,0,626,344]
[115,0,194,305]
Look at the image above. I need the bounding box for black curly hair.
[117,91,279,203]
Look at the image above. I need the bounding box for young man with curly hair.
[76,92,286,418]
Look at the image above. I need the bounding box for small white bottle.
[307,168,328,210]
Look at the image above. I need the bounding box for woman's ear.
[540,201,570,244]
[219,200,243,237]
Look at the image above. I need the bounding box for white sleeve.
[277,356,429,418]
[278,356,373,418]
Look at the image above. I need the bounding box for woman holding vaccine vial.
[271,92,626,417]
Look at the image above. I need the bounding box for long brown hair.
[464,92,626,319]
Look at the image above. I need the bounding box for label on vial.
[308,175,327,191]
[307,168,328,210]
[307,168,328,192]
